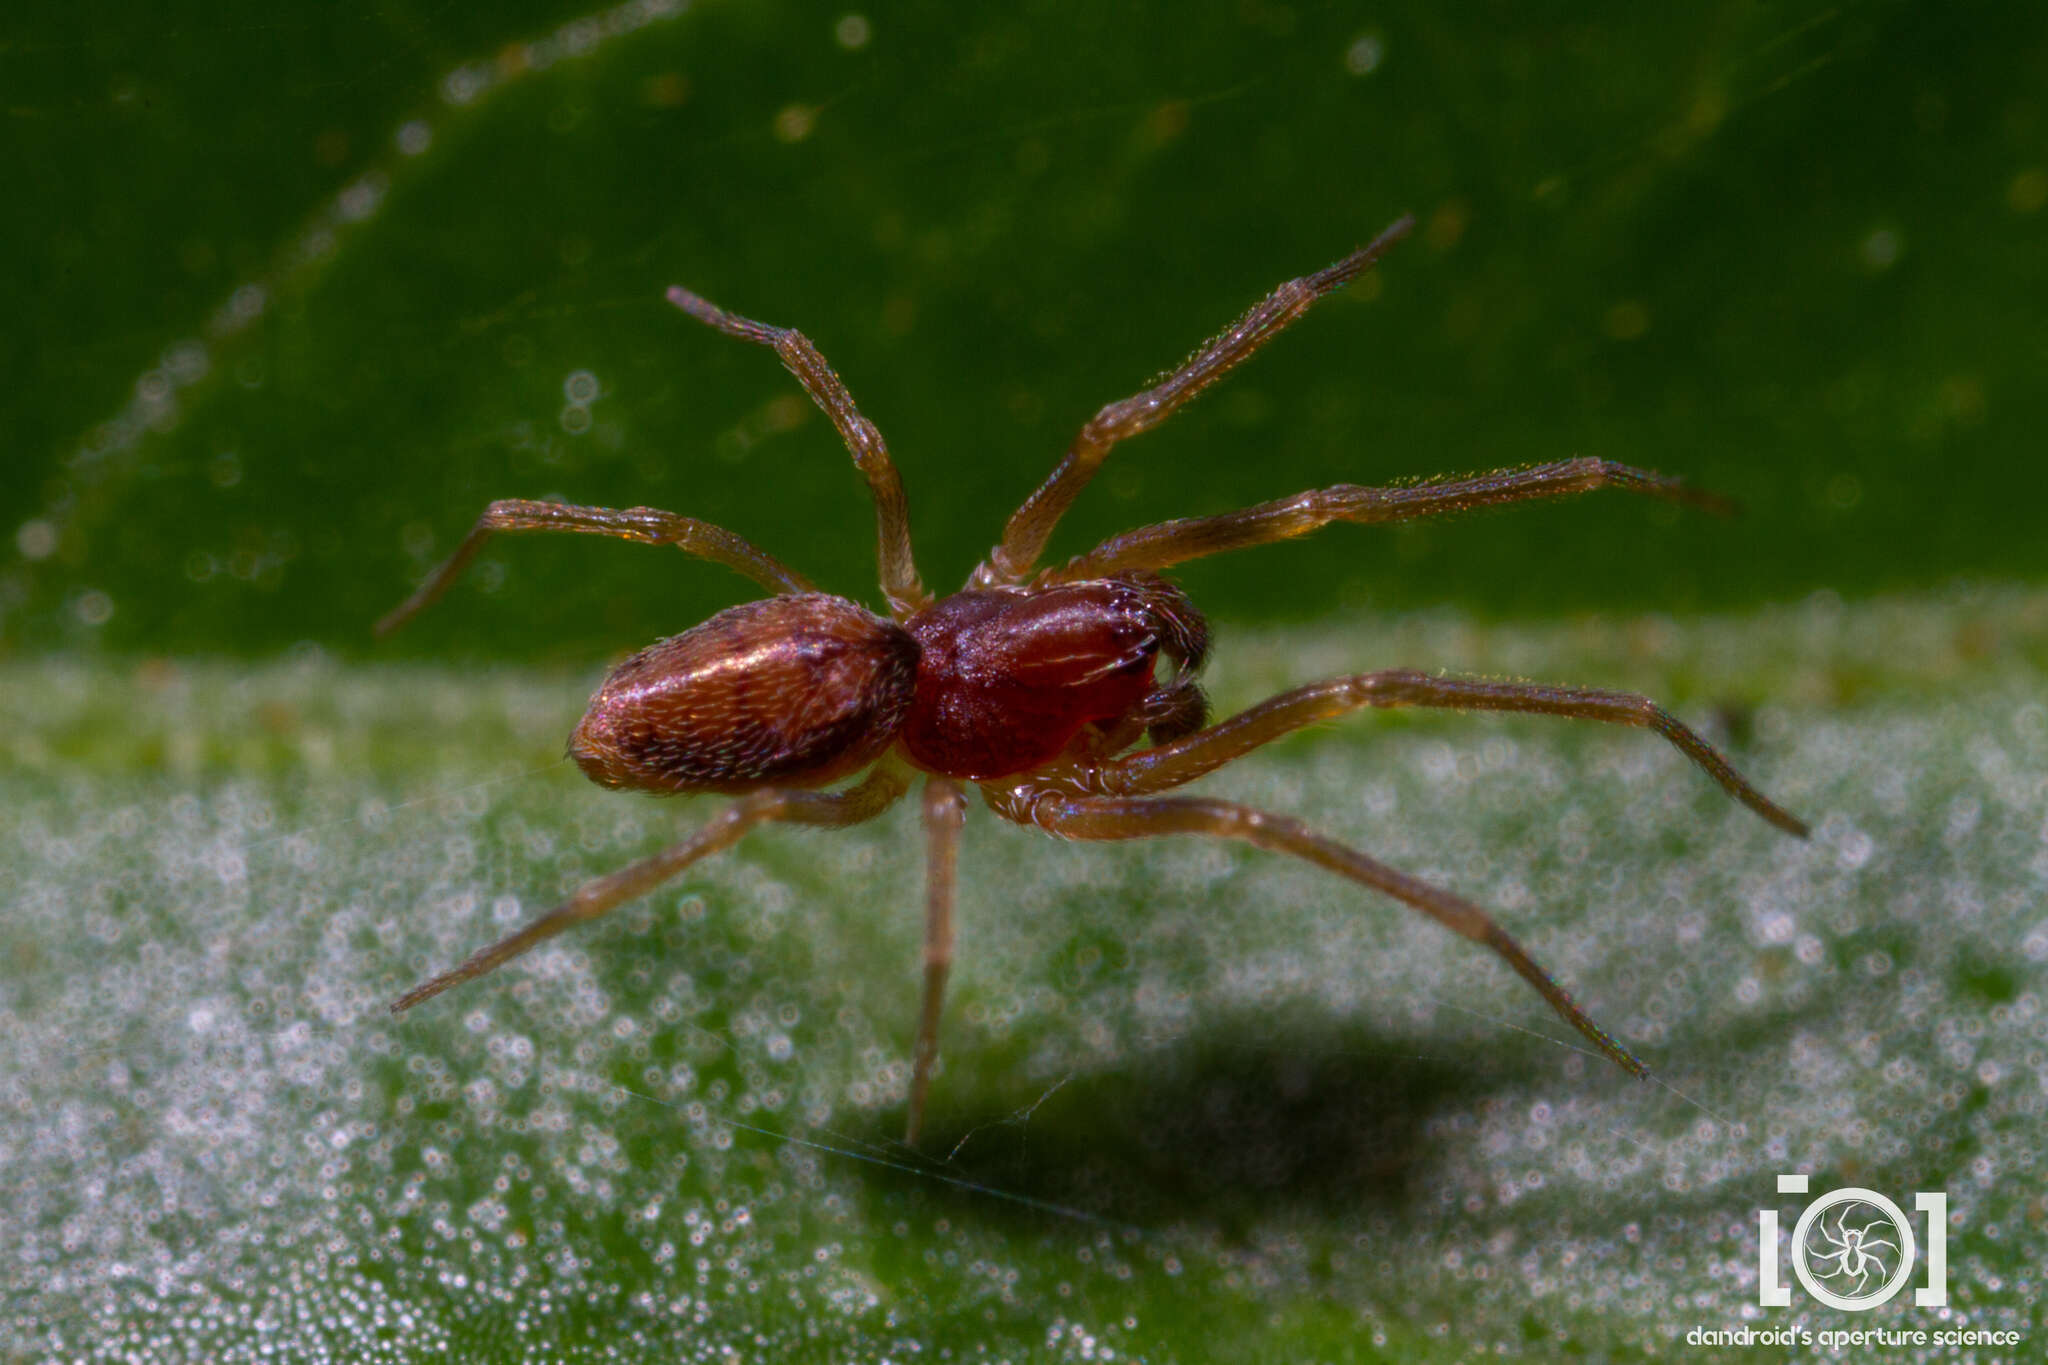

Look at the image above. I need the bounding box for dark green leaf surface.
[6,1,2047,658]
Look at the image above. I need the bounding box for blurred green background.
[7,2,2048,1361]
[7,0,2044,658]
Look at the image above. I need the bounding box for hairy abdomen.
[570,594,919,794]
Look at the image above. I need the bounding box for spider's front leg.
[981,215,1416,584]
[1093,669,1808,836]
[390,765,909,1012]
[986,783,1649,1077]
[1052,457,1735,582]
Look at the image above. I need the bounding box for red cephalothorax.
[899,575,1207,780]
[379,215,1808,1145]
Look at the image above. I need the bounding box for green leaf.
[5,589,2041,1359]
[9,1,2048,655]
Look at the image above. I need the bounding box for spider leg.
[1093,670,1808,836]
[390,765,910,1013]
[376,499,813,638]
[1051,457,1733,581]
[667,286,928,617]
[980,216,1415,585]
[988,785,1651,1079]
[908,777,967,1145]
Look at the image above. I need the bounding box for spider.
[378,215,1807,1143]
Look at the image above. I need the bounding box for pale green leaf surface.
[4,589,2043,1360]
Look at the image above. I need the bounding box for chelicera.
[379,216,1807,1143]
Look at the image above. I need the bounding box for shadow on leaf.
[894,1008,1509,1229]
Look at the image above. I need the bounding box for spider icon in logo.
[1804,1200,1900,1296]
[1791,1188,1916,1310]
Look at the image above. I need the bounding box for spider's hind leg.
[391,766,909,1013]
[667,286,929,616]
[377,499,813,638]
